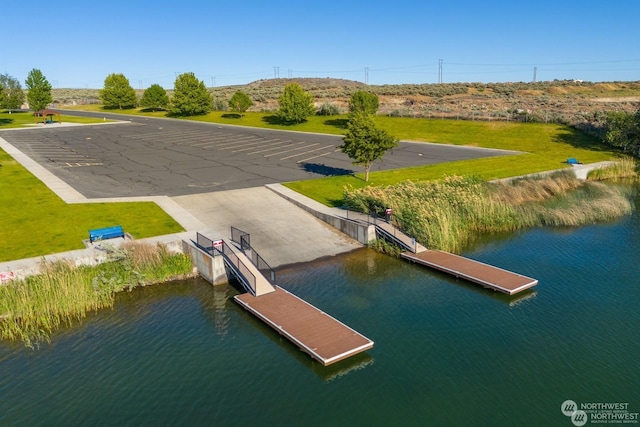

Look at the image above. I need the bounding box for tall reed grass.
[0,242,194,347]
[587,157,638,182]
[344,171,634,254]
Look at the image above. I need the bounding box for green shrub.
[316,102,342,116]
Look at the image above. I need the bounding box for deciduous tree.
[169,72,212,116]
[228,90,253,117]
[0,73,25,110]
[604,109,640,158]
[25,68,53,111]
[99,73,138,109]
[349,90,379,115]
[140,84,169,111]
[341,111,398,181]
[276,83,315,123]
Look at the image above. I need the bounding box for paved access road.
[1,111,516,198]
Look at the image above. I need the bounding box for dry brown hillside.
[52,78,640,125]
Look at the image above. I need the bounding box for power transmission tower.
[274,67,280,78]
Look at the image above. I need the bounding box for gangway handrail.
[221,242,257,295]
[231,226,250,250]
[196,232,257,295]
[374,225,418,253]
[229,227,277,286]
[338,208,421,253]
[195,232,220,256]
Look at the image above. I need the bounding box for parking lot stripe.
[263,143,319,158]
[296,149,342,163]
[246,141,299,155]
[280,144,336,160]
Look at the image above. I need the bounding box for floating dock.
[235,286,374,366]
[401,250,538,295]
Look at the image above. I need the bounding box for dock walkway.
[401,250,538,295]
[235,287,374,366]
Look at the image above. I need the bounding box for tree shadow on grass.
[221,113,242,119]
[139,108,167,113]
[323,118,349,130]
[0,118,14,126]
[300,162,354,177]
[261,115,304,126]
[553,127,613,153]
[102,106,137,111]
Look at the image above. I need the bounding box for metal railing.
[229,226,277,286]
[341,208,421,253]
[231,226,250,250]
[196,232,220,256]
[221,241,257,295]
[250,249,277,285]
[195,232,256,295]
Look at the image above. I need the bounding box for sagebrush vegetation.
[53,78,640,126]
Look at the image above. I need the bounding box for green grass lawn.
[63,105,620,206]
[0,150,184,262]
[284,119,619,206]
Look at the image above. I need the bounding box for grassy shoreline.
[345,164,638,254]
[0,242,194,347]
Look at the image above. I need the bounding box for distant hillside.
[52,78,640,125]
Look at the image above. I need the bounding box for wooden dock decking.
[234,287,374,366]
[401,250,538,295]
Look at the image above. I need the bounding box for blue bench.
[89,225,125,243]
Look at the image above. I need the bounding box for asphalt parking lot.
[0,113,515,198]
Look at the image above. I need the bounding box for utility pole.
[365,67,369,84]
[438,59,443,83]
[533,66,537,83]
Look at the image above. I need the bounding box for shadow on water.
[300,162,353,177]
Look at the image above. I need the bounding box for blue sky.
[2,0,639,88]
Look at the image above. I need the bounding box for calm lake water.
[1,189,638,426]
